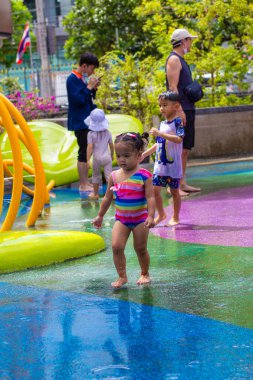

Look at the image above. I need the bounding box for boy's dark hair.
[115,132,148,152]
[79,52,99,68]
[158,91,181,102]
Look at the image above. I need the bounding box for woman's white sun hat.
[84,108,109,132]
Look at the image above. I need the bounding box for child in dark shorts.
[142,91,185,226]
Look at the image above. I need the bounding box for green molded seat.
[0,230,105,274]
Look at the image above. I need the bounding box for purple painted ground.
[151,185,253,247]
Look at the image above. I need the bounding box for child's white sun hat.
[84,108,109,131]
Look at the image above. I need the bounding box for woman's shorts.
[183,109,195,150]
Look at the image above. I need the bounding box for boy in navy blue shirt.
[66,52,100,191]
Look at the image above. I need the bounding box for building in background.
[24,0,73,58]
[0,0,75,101]
[0,0,12,43]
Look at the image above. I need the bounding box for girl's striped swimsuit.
[111,168,152,228]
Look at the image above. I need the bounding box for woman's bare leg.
[180,149,201,192]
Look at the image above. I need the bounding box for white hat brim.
[84,115,109,132]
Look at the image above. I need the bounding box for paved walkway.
[0,159,252,379]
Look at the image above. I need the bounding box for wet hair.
[79,52,99,68]
[158,91,181,102]
[114,132,149,152]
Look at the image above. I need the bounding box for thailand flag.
[16,23,30,64]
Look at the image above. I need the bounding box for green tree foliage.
[135,0,253,106]
[62,0,155,60]
[95,51,165,129]
[0,0,33,68]
[64,0,253,111]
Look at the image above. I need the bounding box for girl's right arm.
[92,175,114,228]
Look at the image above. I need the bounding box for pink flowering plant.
[7,91,60,121]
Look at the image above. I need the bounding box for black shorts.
[74,129,89,162]
[183,109,195,150]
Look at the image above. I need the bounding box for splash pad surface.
[152,185,253,246]
[1,160,253,378]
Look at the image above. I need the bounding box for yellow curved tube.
[3,160,35,197]
[3,158,55,205]
[47,179,55,192]
[0,149,3,215]
[0,94,48,227]
[0,98,23,232]
[45,179,55,203]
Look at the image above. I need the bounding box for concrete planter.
[192,105,253,158]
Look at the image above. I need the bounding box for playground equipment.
[0,7,106,271]
[0,92,105,273]
[0,230,105,274]
[0,93,54,231]
[0,114,143,186]
[0,92,143,231]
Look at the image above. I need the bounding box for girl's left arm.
[144,177,156,228]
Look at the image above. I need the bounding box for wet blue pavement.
[1,159,253,379]
[0,282,252,380]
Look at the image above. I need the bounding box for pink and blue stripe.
[112,168,152,227]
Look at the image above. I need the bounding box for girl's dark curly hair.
[115,132,149,152]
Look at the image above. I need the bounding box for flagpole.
[29,36,35,90]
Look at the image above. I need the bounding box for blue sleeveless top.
[165,52,195,110]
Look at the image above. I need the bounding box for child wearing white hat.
[85,108,114,199]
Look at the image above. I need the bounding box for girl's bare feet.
[166,218,179,226]
[79,184,93,192]
[137,274,151,285]
[154,214,166,225]
[111,277,128,288]
[88,193,99,200]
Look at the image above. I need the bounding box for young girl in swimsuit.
[93,132,156,288]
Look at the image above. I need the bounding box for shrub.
[0,77,23,94]
[96,51,165,130]
[7,91,60,121]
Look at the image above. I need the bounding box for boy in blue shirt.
[66,52,100,191]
